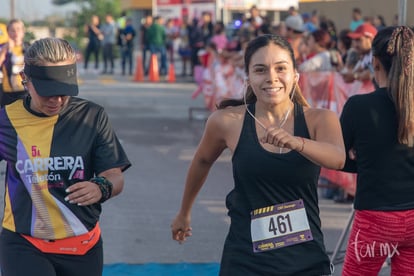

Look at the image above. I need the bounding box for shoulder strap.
[294,103,311,139]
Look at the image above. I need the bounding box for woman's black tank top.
[219,103,331,275]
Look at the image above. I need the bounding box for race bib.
[250,199,313,253]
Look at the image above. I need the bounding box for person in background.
[299,29,334,72]
[349,8,364,31]
[249,5,263,30]
[120,18,136,76]
[320,19,338,50]
[211,21,228,53]
[189,18,204,76]
[177,15,192,77]
[171,34,345,275]
[0,37,131,276]
[0,19,28,107]
[336,29,359,73]
[165,18,179,65]
[140,14,153,75]
[116,11,127,58]
[340,26,414,275]
[288,5,299,17]
[285,14,306,64]
[255,17,272,36]
[147,15,168,76]
[200,11,214,47]
[83,15,102,73]
[302,12,317,33]
[100,14,117,74]
[117,11,127,32]
[373,15,387,31]
[310,10,320,31]
[341,23,377,84]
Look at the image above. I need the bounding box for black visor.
[24,64,79,97]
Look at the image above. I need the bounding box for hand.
[171,213,192,244]
[260,127,303,152]
[65,181,102,206]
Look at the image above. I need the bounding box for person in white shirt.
[299,29,333,72]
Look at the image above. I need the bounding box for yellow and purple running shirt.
[0,97,130,240]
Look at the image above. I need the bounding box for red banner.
[298,71,375,196]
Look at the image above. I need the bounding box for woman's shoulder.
[207,105,245,150]
[209,105,245,121]
[343,90,382,110]
[207,105,245,129]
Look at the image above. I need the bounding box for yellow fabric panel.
[6,102,70,239]
[2,185,15,232]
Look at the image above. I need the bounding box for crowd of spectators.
[147,6,396,109]
[138,5,400,202]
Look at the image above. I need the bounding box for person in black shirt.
[340,26,414,275]
[0,37,131,276]
[120,18,136,75]
[83,15,103,72]
[171,34,345,275]
[139,14,153,75]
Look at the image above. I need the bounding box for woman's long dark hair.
[372,26,414,146]
[218,34,309,109]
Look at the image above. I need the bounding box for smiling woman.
[171,34,345,275]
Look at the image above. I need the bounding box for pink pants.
[342,209,414,276]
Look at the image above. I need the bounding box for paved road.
[0,69,390,275]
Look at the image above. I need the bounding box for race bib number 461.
[250,199,313,253]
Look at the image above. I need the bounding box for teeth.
[265,88,281,92]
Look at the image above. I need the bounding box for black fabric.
[0,229,103,276]
[24,64,79,97]
[340,87,414,211]
[220,103,331,275]
[0,90,25,107]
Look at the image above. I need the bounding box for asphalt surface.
[0,63,391,275]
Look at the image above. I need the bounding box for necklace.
[246,104,293,153]
[246,104,292,130]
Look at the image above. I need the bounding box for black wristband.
[90,176,113,203]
